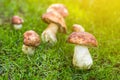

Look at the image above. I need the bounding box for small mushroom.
[41,11,67,43]
[67,32,98,69]
[12,16,24,30]
[72,24,85,32]
[47,4,68,18]
[22,30,40,55]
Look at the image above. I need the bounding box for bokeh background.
[0,0,120,80]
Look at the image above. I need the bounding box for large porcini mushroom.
[22,30,40,55]
[41,11,67,43]
[67,32,98,69]
[47,3,68,18]
[12,16,24,30]
[72,24,85,32]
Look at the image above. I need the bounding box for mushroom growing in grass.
[72,24,85,32]
[67,32,98,69]
[12,16,24,30]
[22,30,40,55]
[41,11,67,43]
[47,3,68,18]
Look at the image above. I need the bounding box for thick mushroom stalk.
[67,32,98,69]
[12,16,24,30]
[22,30,40,55]
[73,45,93,69]
[41,23,58,43]
[22,44,35,55]
[13,24,22,30]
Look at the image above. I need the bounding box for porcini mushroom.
[11,16,24,30]
[41,11,67,43]
[67,32,98,69]
[47,3,68,18]
[72,24,85,32]
[22,30,40,55]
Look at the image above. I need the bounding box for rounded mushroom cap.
[12,16,24,24]
[67,32,98,47]
[72,24,85,32]
[23,30,40,47]
[47,3,68,18]
[42,11,67,33]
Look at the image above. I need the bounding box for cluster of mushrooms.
[11,4,98,70]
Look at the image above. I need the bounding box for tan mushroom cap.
[47,4,68,18]
[67,32,98,47]
[72,24,85,32]
[42,11,67,33]
[23,30,40,47]
[12,16,24,24]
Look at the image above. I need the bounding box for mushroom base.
[13,24,22,30]
[22,44,35,55]
[73,45,93,69]
[41,23,58,43]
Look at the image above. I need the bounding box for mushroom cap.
[42,11,67,33]
[47,3,68,17]
[23,30,40,47]
[12,16,24,24]
[67,32,98,47]
[72,24,85,32]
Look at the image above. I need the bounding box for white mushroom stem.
[22,44,35,55]
[13,24,22,30]
[41,23,58,43]
[73,45,93,69]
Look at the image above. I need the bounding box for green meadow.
[0,0,120,80]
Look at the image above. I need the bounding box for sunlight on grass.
[0,0,120,80]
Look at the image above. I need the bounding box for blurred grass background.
[0,0,120,80]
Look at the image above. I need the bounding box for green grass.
[0,0,120,80]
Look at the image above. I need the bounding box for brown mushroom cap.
[67,32,98,47]
[12,16,24,24]
[23,30,40,47]
[42,11,67,33]
[47,4,68,18]
[72,24,85,32]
